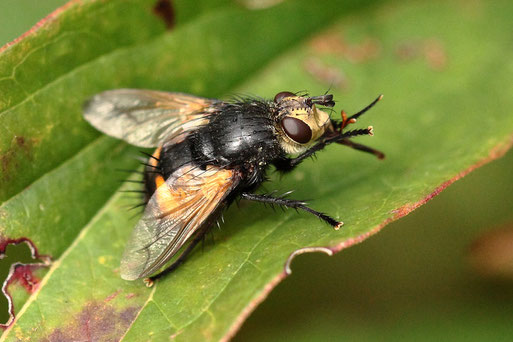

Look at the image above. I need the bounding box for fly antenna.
[324,82,334,96]
[347,94,383,122]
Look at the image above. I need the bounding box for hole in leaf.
[0,238,50,328]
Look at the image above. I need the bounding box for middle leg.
[241,192,343,230]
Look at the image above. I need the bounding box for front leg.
[273,141,328,172]
[241,192,343,230]
[274,126,374,172]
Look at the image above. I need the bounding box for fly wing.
[83,89,220,147]
[120,164,240,280]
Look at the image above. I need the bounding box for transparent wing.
[83,89,220,147]
[120,164,240,280]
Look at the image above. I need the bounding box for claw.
[281,190,295,198]
[334,221,344,230]
[143,278,154,287]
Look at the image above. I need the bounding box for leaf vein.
[175,213,293,331]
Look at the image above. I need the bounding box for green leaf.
[235,149,513,342]
[1,0,513,341]
[0,0,235,203]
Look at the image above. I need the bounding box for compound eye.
[281,117,312,144]
[274,91,296,103]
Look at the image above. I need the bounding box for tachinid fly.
[83,89,384,283]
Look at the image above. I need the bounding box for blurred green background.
[0,0,68,46]
[1,0,512,340]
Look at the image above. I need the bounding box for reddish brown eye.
[281,117,312,144]
[274,91,296,103]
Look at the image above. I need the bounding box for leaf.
[235,150,513,341]
[1,0,513,341]
[0,0,248,204]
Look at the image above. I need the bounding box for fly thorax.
[208,101,277,165]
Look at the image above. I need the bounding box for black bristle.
[140,150,160,162]
[127,202,146,211]
[140,162,161,170]
[116,169,144,174]
[123,179,145,184]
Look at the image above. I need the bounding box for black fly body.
[83,89,384,283]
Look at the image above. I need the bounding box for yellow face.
[273,92,335,154]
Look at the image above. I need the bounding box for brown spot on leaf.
[104,289,121,303]
[0,237,50,328]
[153,0,175,29]
[15,136,25,147]
[1,263,44,329]
[8,264,40,293]
[469,224,513,280]
[423,38,447,71]
[44,302,139,341]
[309,31,381,63]
[302,57,348,89]
[0,136,38,181]
[396,38,447,71]
[395,41,420,61]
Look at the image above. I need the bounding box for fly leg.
[240,192,343,230]
[337,138,385,159]
[273,126,373,173]
[272,139,331,172]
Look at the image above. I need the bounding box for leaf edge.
[219,134,513,342]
